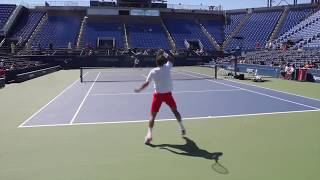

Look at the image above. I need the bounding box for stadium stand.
[274,9,320,48]
[276,7,315,38]
[82,21,124,49]
[304,35,320,49]
[224,13,246,39]
[163,18,214,51]
[242,50,320,67]
[127,23,170,50]
[200,19,224,45]
[227,10,282,50]
[9,10,44,44]
[0,2,319,85]
[31,15,81,49]
[0,4,16,30]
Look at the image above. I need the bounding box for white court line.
[226,79,320,102]
[18,73,88,128]
[19,109,320,128]
[69,72,101,124]
[89,89,242,96]
[175,70,320,110]
[179,69,320,102]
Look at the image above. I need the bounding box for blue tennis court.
[19,68,320,128]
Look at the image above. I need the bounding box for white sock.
[178,121,185,131]
[147,127,153,137]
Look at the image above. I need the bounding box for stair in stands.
[76,16,88,49]
[25,13,47,50]
[196,19,221,51]
[223,11,252,49]
[123,23,130,50]
[160,18,176,51]
[269,6,289,43]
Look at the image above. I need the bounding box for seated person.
[0,61,5,78]
[285,64,294,80]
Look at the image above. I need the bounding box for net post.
[214,65,218,79]
[80,67,83,83]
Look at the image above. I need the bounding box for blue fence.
[220,63,320,83]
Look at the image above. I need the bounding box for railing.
[167,4,223,11]
[0,1,223,11]
[46,1,89,7]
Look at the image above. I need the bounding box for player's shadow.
[148,137,229,174]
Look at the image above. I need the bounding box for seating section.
[164,18,214,50]
[10,11,44,43]
[224,13,246,39]
[127,23,170,49]
[0,55,47,71]
[200,20,224,45]
[0,4,16,29]
[294,19,320,49]
[32,16,81,49]
[216,49,320,68]
[275,10,320,45]
[277,8,315,38]
[83,22,124,48]
[228,11,282,50]
[303,35,320,49]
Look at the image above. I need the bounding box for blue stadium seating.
[0,4,16,29]
[10,11,44,43]
[200,20,224,45]
[32,15,81,49]
[275,9,320,48]
[224,13,246,39]
[228,11,282,50]
[277,8,315,38]
[83,22,124,48]
[163,18,214,50]
[127,23,170,49]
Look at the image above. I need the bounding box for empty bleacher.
[163,18,214,51]
[228,10,282,50]
[10,10,44,43]
[82,21,124,49]
[275,9,320,47]
[276,8,315,38]
[304,36,320,49]
[224,13,246,39]
[0,4,16,30]
[32,15,81,49]
[200,19,224,45]
[127,23,170,50]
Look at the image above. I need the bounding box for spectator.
[0,59,4,69]
[255,42,261,50]
[284,63,291,79]
[0,59,5,78]
[11,42,16,54]
[49,43,53,51]
[67,42,72,53]
[284,64,295,80]
[68,42,72,48]
[37,43,42,51]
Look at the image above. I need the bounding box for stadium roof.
[0,0,315,10]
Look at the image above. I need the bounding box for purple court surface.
[19,69,320,128]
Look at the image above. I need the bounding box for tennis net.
[80,66,217,83]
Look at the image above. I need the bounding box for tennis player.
[134,50,186,144]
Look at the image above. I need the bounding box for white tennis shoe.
[144,134,152,144]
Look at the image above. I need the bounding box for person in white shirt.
[0,59,4,69]
[134,50,186,144]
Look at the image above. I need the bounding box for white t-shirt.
[146,61,173,93]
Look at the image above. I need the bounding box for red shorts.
[151,92,177,113]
